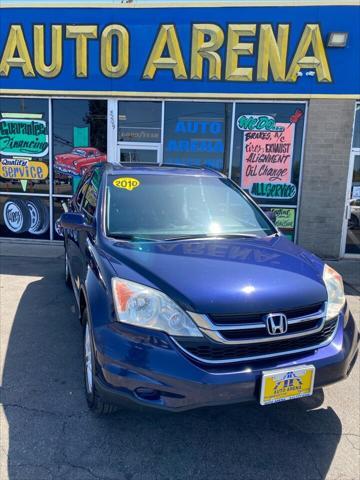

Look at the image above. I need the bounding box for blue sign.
[0,3,359,97]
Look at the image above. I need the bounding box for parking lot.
[0,248,359,480]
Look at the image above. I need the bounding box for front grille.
[175,318,338,363]
[221,317,321,341]
[209,303,324,326]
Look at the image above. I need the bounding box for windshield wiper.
[164,233,259,241]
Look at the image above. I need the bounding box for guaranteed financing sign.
[0,2,359,97]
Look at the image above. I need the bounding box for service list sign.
[240,120,295,191]
[0,3,359,96]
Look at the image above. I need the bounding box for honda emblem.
[265,313,288,335]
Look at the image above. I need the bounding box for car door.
[66,172,93,293]
[77,168,102,289]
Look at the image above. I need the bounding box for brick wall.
[297,99,355,259]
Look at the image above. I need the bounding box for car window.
[76,175,92,209]
[82,169,102,220]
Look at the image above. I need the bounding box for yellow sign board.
[0,158,49,180]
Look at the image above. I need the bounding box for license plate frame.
[260,364,315,406]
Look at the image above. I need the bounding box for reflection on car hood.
[103,236,327,314]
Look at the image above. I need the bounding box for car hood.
[55,155,77,163]
[102,236,327,315]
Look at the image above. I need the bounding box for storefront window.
[231,102,306,240]
[352,105,360,149]
[0,98,49,194]
[345,103,360,254]
[163,102,232,171]
[53,100,107,195]
[118,101,162,143]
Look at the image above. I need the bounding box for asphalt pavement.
[0,247,359,480]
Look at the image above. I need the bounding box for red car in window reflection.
[54,147,107,176]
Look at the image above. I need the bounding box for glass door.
[117,143,161,164]
[344,152,360,255]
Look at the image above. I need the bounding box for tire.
[64,252,72,288]
[82,309,118,416]
[2,198,32,234]
[26,198,50,235]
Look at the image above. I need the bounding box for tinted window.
[118,101,161,143]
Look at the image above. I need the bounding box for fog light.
[135,387,160,401]
[327,32,348,48]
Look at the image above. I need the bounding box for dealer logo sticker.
[113,177,140,191]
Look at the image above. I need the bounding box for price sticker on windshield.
[113,177,140,191]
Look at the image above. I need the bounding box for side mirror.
[264,210,276,223]
[60,212,94,232]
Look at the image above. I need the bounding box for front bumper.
[93,309,359,412]
[54,164,79,176]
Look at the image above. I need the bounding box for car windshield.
[73,149,86,156]
[105,174,276,240]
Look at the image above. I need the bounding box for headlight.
[323,264,345,321]
[111,277,202,337]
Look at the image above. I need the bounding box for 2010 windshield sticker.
[113,177,140,191]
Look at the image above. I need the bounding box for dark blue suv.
[61,163,358,414]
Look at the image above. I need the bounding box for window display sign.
[270,208,296,230]
[0,195,50,239]
[164,102,230,170]
[263,207,296,240]
[232,103,305,207]
[0,158,49,181]
[0,100,50,195]
[53,99,107,195]
[0,118,48,157]
[232,102,306,242]
[240,123,295,192]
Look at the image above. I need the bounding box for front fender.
[81,245,116,331]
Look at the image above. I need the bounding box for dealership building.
[0,0,359,258]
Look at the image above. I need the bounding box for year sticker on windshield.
[113,177,140,191]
